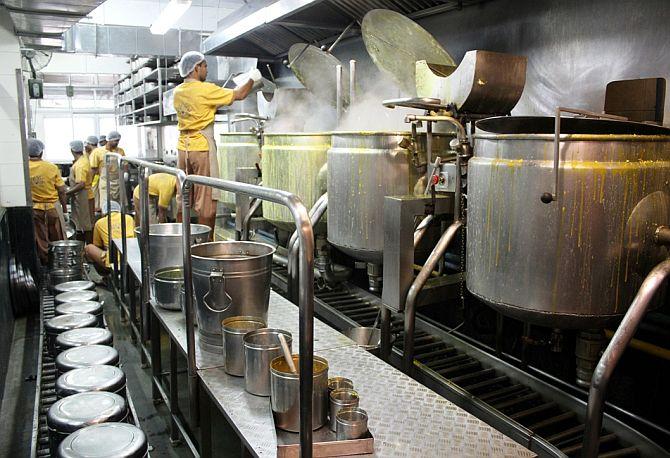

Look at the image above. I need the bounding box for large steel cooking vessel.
[467,116,670,328]
[191,241,275,353]
[327,131,453,264]
[261,133,330,233]
[218,133,261,210]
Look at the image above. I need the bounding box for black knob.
[540,192,554,204]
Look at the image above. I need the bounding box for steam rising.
[265,89,337,133]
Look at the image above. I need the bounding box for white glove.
[233,69,262,88]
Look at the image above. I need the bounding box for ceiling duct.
[63,23,205,57]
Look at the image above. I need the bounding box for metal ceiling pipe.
[335,64,343,121]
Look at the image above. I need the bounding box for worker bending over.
[173,51,258,232]
[85,200,135,272]
[90,130,126,206]
[84,135,98,220]
[28,138,66,264]
[133,172,178,225]
[66,140,93,242]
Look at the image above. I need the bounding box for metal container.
[327,132,453,264]
[243,328,292,396]
[56,345,119,375]
[468,116,670,328]
[270,354,328,432]
[49,268,83,290]
[54,280,95,294]
[57,423,148,458]
[56,327,113,352]
[55,290,98,304]
[56,301,104,327]
[328,377,353,395]
[218,133,262,210]
[329,388,359,431]
[154,267,183,311]
[136,223,210,297]
[344,327,384,352]
[49,240,84,270]
[45,313,98,356]
[222,316,266,376]
[55,365,126,398]
[191,241,275,353]
[336,407,368,440]
[47,392,127,452]
[261,133,330,233]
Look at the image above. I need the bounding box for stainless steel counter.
[152,289,535,457]
[112,237,142,284]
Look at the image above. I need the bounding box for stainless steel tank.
[217,133,261,210]
[467,116,670,328]
[327,131,453,264]
[261,133,330,233]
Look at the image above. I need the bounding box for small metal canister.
[244,328,292,396]
[221,316,266,376]
[56,327,113,352]
[329,388,359,431]
[56,345,119,375]
[47,391,127,452]
[328,377,353,395]
[57,422,148,458]
[270,354,328,432]
[55,290,98,304]
[336,407,369,440]
[56,301,104,327]
[56,365,126,398]
[45,313,98,357]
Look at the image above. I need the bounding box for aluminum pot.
[56,301,104,327]
[56,327,113,352]
[57,423,148,458]
[54,280,95,294]
[270,354,328,432]
[48,240,84,270]
[55,290,98,304]
[55,365,126,398]
[222,316,266,376]
[56,345,119,375]
[154,267,183,311]
[191,241,275,353]
[49,268,83,290]
[45,313,98,356]
[244,328,292,396]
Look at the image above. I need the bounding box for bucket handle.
[203,269,232,314]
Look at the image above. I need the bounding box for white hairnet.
[69,140,84,153]
[179,51,205,77]
[85,135,98,146]
[107,131,121,141]
[101,200,121,214]
[27,138,44,157]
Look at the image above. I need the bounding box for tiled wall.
[0,7,27,208]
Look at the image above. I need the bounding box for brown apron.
[183,123,221,201]
[69,164,93,232]
[99,151,121,203]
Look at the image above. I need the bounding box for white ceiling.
[81,0,245,32]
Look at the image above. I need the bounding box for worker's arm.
[57,185,67,211]
[233,79,253,101]
[66,180,85,195]
[91,167,99,179]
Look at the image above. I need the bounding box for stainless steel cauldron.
[191,241,275,353]
[218,133,262,210]
[467,116,670,328]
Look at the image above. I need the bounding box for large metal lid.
[288,43,349,108]
[54,280,95,293]
[57,423,147,458]
[56,345,119,373]
[55,290,98,304]
[47,392,127,433]
[362,9,455,96]
[56,301,103,317]
[476,116,670,135]
[56,328,112,350]
[45,313,97,334]
[56,365,126,397]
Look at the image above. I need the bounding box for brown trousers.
[34,208,64,264]
[177,149,217,221]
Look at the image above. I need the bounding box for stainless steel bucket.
[243,328,292,396]
[48,240,84,270]
[154,267,183,311]
[191,241,275,353]
[222,316,266,377]
[270,354,328,432]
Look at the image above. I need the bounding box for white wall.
[42,53,130,75]
[0,7,27,207]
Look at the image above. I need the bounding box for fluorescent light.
[150,0,192,35]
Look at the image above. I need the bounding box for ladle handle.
[278,333,297,374]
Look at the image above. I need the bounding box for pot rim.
[270,354,328,379]
[244,328,292,350]
[222,316,267,335]
[191,241,276,262]
[335,407,368,425]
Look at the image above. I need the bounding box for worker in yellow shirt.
[90,130,126,206]
[84,135,98,220]
[85,200,135,271]
[66,140,93,242]
[132,172,178,225]
[27,138,67,264]
[173,51,257,233]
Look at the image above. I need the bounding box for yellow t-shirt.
[174,81,234,151]
[90,146,126,178]
[72,155,94,199]
[29,159,64,211]
[93,212,136,266]
[133,173,178,208]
